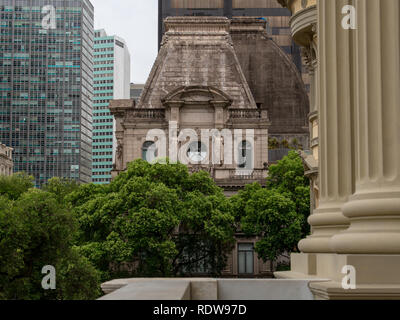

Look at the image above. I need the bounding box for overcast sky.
[91,0,158,84]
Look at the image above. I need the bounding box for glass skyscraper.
[92,29,130,184]
[0,0,94,187]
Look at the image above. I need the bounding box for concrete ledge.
[217,279,316,300]
[310,281,400,300]
[101,278,218,300]
[99,278,319,300]
[98,280,191,300]
[274,271,325,280]
[191,279,218,300]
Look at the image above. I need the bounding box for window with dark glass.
[238,243,254,275]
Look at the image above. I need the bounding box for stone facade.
[230,17,309,149]
[110,17,271,195]
[157,0,310,90]
[0,142,13,176]
[110,16,304,277]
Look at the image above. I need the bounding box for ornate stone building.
[157,0,309,89]
[110,17,309,191]
[110,16,307,276]
[0,142,13,176]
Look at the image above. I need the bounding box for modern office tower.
[92,30,130,184]
[0,0,94,187]
[158,0,305,82]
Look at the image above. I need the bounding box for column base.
[298,203,349,253]
[274,253,317,279]
[331,190,400,254]
[274,253,400,299]
[310,281,400,300]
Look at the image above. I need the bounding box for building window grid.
[0,0,94,187]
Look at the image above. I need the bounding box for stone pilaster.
[331,0,400,253]
[298,0,352,253]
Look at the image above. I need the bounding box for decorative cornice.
[289,5,317,47]
[109,99,135,117]
[230,17,267,34]
[164,16,230,36]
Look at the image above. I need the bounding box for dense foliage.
[266,150,311,238]
[0,174,100,300]
[0,152,310,299]
[231,151,310,263]
[68,159,235,280]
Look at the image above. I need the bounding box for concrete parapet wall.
[99,278,320,300]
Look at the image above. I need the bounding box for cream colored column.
[299,0,352,253]
[332,0,400,253]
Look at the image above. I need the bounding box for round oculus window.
[187,141,207,162]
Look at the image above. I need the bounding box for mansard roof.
[137,17,257,110]
[231,17,309,135]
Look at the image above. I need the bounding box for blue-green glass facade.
[92,30,114,184]
[0,0,94,187]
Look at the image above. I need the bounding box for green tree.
[266,150,310,238]
[43,177,80,205]
[240,188,302,262]
[0,172,34,200]
[230,151,310,266]
[70,159,235,280]
[0,177,100,300]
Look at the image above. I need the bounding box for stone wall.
[231,17,309,148]
[0,143,13,176]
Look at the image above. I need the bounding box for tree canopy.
[230,151,310,263]
[0,174,100,300]
[0,152,311,299]
[69,159,235,279]
[266,150,311,238]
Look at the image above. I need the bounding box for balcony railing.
[229,109,261,119]
[128,109,165,120]
[229,169,266,180]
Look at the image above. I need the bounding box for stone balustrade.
[127,109,166,120]
[229,109,261,119]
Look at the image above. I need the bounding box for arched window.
[187,141,207,163]
[142,141,157,162]
[238,140,252,169]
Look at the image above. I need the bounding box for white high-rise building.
[92,29,130,184]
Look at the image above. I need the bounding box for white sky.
[91,0,159,84]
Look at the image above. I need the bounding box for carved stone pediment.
[181,93,213,103]
[162,86,233,108]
